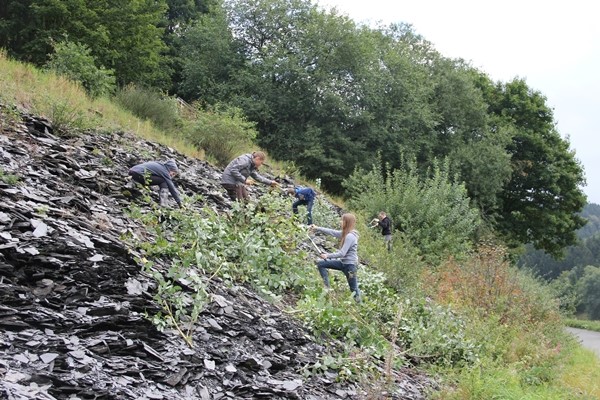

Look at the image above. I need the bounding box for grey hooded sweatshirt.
[129,161,181,205]
[221,153,274,186]
[315,227,359,265]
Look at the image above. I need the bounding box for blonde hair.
[340,213,356,248]
[252,151,266,160]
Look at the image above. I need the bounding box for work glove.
[371,218,379,224]
[246,178,256,186]
[270,181,280,188]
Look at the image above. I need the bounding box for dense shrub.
[425,244,561,325]
[45,41,116,98]
[114,84,182,131]
[185,104,257,166]
[344,158,481,263]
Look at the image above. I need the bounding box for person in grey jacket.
[128,159,182,207]
[310,213,361,301]
[221,151,279,201]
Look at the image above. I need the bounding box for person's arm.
[326,233,357,259]
[165,179,182,205]
[250,170,274,186]
[315,227,342,238]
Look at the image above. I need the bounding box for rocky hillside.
[0,106,429,399]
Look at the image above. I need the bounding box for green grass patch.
[565,318,600,332]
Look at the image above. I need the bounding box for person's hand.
[309,224,316,231]
[371,218,379,224]
[319,253,328,259]
[270,181,280,188]
[246,178,256,185]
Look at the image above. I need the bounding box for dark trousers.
[222,183,249,201]
[317,259,360,300]
[129,171,168,189]
[292,199,314,224]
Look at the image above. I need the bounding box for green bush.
[185,104,257,166]
[45,40,116,98]
[344,157,481,264]
[0,168,19,185]
[114,84,182,131]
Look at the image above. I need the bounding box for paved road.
[566,327,600,357]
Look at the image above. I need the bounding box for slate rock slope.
[0,108,429,399]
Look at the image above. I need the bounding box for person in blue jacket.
[288,186,317,225]
[128,159,182,207]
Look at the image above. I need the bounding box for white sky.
[316,0,600,204]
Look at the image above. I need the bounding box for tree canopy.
[0,0,587,255]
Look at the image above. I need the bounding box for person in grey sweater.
[128,160,182,207]
[310,213,361,301]
[221,151,279,201]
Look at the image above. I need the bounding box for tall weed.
[114,84,183,132]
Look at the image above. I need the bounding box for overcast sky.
[315,0,600,205]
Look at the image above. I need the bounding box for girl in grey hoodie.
[311,213,361,301]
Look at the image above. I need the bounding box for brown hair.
[340,213,356,248]
[252,151,266,160]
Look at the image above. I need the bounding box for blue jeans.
[292,198,314,224]
[317,259,360,300]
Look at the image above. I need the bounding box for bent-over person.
[221,151,278,201]
[128,159,182,207]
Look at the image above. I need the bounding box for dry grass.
[0,50,203,159]
[557,346,600,398]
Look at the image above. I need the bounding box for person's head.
[378,211,386,219]
[287,187,296,196]
[252,151,266,168]
[164,159,179,177]
[340,213,357,247]
[341,213,356,230]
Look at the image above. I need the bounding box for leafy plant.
[47,98,85,135]
[0,168,19,185]
[45,40,116,98]
[185,104,257,166]
[344,157,481,264]
[142,257,208,348]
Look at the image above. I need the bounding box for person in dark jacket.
[221,151,279,201]
[288,186,317,225]
[371,211,392,251]
[128,159,182,207]
[310,213,361,301]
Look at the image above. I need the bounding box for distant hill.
[578,203,600,239]
[518,202,600,279]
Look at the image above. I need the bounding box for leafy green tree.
[0,0,169,87]
[178,1,243,103]
[223,0,372,191]
[162,0,216,94]
[579,266,600,319]
[45,40,116,98]
[478,77,586,256]
[579,203,600,239]
[0,0,96,65]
